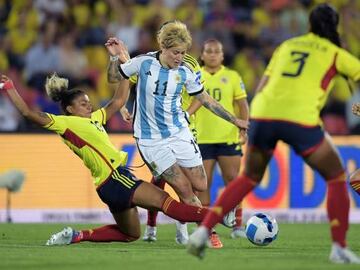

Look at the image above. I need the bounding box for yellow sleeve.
[233,72,247,100]
[336,48,360,81]
[43,114,66,134]
[181,54,202,111]
[91,108,107,125]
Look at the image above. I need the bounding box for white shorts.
[136,128,203,177]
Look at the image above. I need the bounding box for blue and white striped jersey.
[119,51,203,139]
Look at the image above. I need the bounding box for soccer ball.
[245,213,279,246]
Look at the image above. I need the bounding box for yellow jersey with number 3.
[251,33,360,126]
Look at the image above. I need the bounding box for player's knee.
[128,233,140,242]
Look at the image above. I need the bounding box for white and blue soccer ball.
[245,213,279,246]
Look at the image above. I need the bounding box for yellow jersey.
[195,65,247,144]
[251,32,360,126]
[44,108,128,186]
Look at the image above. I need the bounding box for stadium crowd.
[0,0,358,133]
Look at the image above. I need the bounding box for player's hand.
[233,118,249,130]
[120,107,132,123]
[352,103,360,117]
[239,129,248,145]
[105,37,130,63]
[0,75,15,91]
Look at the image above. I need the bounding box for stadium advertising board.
[0,134,359,223]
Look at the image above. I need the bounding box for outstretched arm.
[0,75,51,126]
[194,90,249,130]
[352,103,360,117]
[104,37,131,120]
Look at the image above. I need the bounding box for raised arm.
[103,37,131,120]
[0,75,51,126]
[194,90,249,130]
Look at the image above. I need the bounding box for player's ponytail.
[45,73,84,115]
[45,73,69,102]
[309,3,341,47]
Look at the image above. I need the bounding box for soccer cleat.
[208,231,223,248]
[187,226,209,259]
[329,243,360,264]
[142,225,157,242]
[222,207,236,228]
[230,226,247,239]
[175,221,189,245]
[45,227,74,246]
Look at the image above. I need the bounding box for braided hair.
[45,73,85,115]
[309,3,341,47]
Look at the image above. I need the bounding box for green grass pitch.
[0,223,359,270]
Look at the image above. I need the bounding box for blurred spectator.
[33,0,67,25]
[0,0,11,35]
[258,12,293,61]
[107,3,140,55]
[5,8,38,70]
[279,0,308,36]
[0,93,22,131]
[0,0,358,134]
[231,47,265,99]
[201,0,237,62]
[24,20,60,92]
[58,32,89,82]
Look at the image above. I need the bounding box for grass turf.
[0,223,359,270]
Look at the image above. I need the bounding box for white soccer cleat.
[187,226,209,259]
[142,225,157,242]
[46,227,74,246]
[329,243,360,264]
[175,221,189,245]
[222,208,236,228]
[230,226,247,239]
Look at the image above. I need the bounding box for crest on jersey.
[175,74,181,83]
[221,77,228,84]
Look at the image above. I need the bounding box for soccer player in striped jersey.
[120,53,203,244]
[107,21,248,244]
[0,42,236,245]
[350,103,360,195]
[139,53,203,244]
[188,4,360,263]
[192,39,249,247]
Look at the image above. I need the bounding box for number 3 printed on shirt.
[282,51,309,77]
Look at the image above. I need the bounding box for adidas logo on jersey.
[145,70,152,76]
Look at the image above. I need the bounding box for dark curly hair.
[309,3,341,47]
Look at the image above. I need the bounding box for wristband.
[0,80,14,91]
[109,55,119,62]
